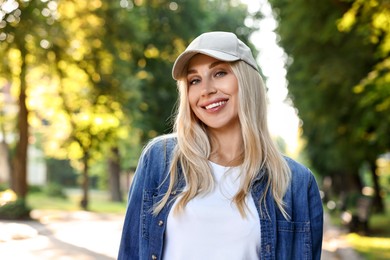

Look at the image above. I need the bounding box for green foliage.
[0,183,8,192]
[1,0,259,207]
[44,183,68,199]
[0,199,31,220]
[128,0,259,141]
[268,0,389,203]
[28,185,43,193]
[46,159,78,187]
[338,0,390,155]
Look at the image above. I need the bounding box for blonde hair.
[154,61,291,219]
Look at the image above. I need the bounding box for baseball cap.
[172,31,259,80]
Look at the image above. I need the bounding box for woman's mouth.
[204,100,227,110]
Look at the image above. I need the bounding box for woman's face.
[186,54,239,131]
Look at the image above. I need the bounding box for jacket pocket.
[141,189,157,240]
[276,220,312,260]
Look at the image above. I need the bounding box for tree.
[1,0,260,210]
[0,0,56,200]
[134,0,259,140]
[269,0,388,211]
[338,0,390,212]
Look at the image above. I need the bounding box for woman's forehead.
[187,54,229,71]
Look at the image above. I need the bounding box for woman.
[118,31,323,260]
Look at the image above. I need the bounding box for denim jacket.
[118,135,323,260]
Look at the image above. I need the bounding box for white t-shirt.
[162,161,261,260]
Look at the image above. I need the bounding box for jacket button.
[158,220,164,226]
[266,244,271,253]
[151,254,157,260]
[171,191,177,195]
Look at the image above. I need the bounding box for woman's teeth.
[205,101,227,110]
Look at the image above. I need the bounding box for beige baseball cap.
[172,31,259,79]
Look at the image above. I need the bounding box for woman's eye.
[189,78,200,85]
[215,71,227,77]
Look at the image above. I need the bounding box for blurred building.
[0,143,47,186]
[0,141,10,183]
[27,145,46,186]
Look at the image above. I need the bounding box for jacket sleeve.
[308,173,324,260]
[117,146,151,260]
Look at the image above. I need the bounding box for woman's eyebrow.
[187,60,228,75]
[209,61,226,69]
[187,68,197,76]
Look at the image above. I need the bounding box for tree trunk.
[369,160,384,213]
[331,169,362,195]
[80,153,89,210]
[11,45,29,199]
[108,146,122,202]
[331,168,363,211]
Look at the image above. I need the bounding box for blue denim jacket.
[118,135,323,260]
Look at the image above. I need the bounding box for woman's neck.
[208,126,244,167]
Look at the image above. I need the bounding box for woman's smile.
[203,99,228,111]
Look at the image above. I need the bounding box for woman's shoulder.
[283,157,323,208]
[141,133,178,158]
[284,156,315,184]
[134,134,177,184]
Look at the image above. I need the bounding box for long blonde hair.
[154,61,291,219]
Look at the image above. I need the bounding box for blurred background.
[0,0,389,259]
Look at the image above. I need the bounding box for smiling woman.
[118,31,323,260]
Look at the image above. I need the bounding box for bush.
[28,185,43,193]
[0,183,9,192]
[0,199,31,220]
[44,183,67,199]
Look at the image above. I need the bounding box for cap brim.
[172,49,240,80]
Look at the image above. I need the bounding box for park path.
[0,210,123,260]
[0,210,363,259]
[321,212,364,260]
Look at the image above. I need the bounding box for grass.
[27,188,127,214]
[346,233,390,260]
[327,196,390,259]
[345,213,390,260]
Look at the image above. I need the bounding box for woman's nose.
[200,79,217,96]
